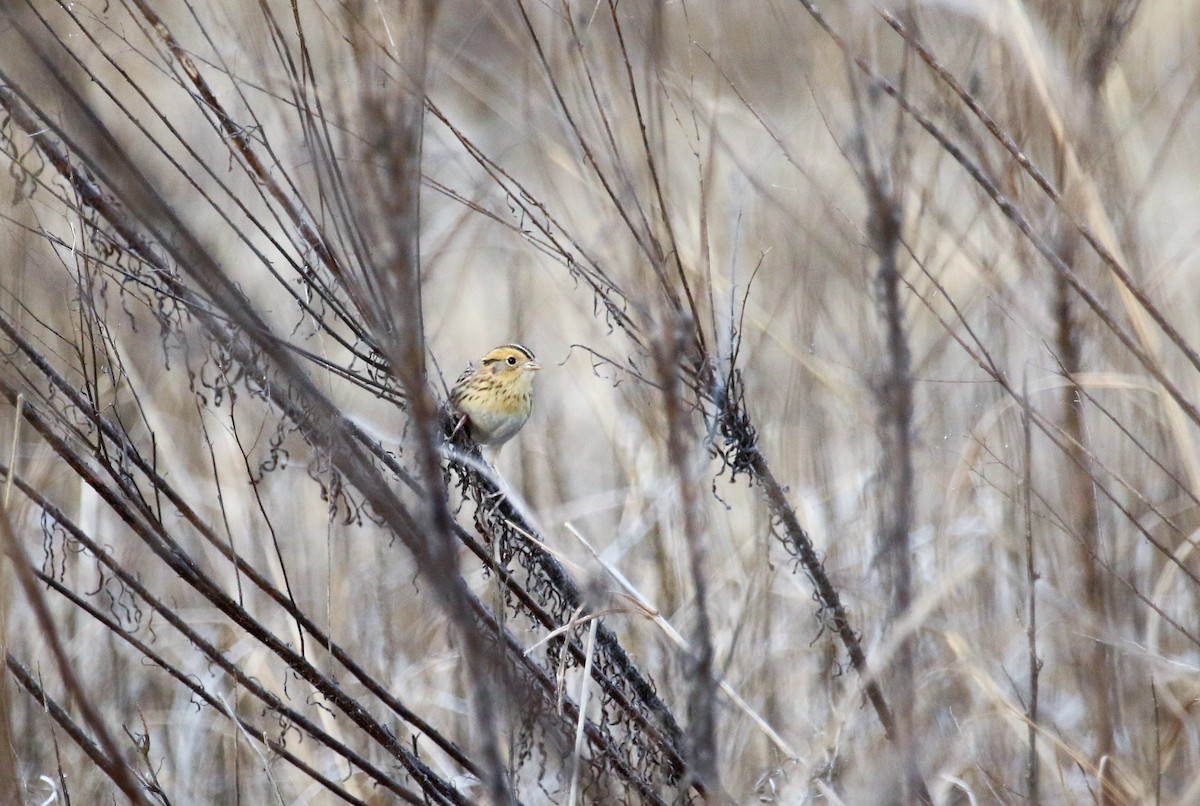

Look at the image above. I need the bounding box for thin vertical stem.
[1022,372,1041,805]
[656,319,720,797]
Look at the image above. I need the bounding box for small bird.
[450,343,541,448]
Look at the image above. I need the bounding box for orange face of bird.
[479,344,541,379]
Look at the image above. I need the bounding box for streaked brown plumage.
[450,343,540,447]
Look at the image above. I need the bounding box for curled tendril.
[713,368,759,480]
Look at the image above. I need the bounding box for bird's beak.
[524,359,541,371]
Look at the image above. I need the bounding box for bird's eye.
[506,356,517,366]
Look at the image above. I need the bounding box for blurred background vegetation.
[0,0,1196,803]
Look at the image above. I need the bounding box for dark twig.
[0,511,151,805]
[653,316,721,795]
[1022,373,1041,805]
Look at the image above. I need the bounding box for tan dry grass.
[0,0,1197,803]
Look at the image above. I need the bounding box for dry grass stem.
[0,1,1196,803]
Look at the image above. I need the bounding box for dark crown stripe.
[498,343,535,360]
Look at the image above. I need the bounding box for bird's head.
[481,344,541,387]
